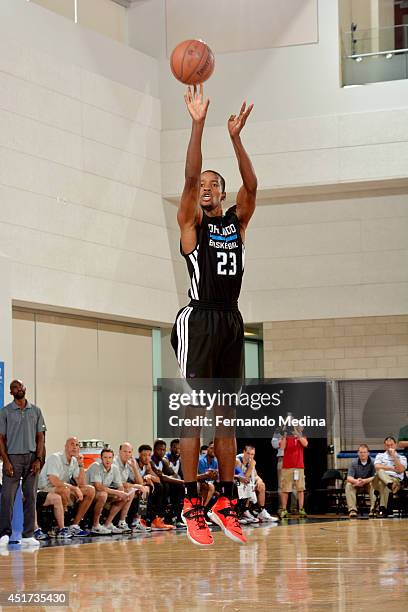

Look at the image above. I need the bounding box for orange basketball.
[170,39,215,85]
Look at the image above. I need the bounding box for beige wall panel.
[97,325,153,451]
[35,315,98,454]
[12,311,35,400]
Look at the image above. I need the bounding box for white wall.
[0,0,186,331]
[159,0,408,129]
[240,193,408,322]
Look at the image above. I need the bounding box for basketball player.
[171,84,257,545]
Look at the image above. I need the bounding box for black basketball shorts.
[171,304,244,379]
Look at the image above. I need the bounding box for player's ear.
[220,192,226,202]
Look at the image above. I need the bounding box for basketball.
[170,39,215,85]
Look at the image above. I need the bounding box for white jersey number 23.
[217,252,237,276]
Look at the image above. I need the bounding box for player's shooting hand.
[184,83,210,123]
[228,101,254,139]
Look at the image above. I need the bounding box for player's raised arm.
[177,84,209,253]
[228,102,257,232]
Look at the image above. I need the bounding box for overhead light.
[355,56,363,62]
[385,53,393,59]
[244,331,257,337]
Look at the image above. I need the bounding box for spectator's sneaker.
[69,525,90,537]
[243,510,259,523]
[151,517,174,531]
[105,523,123,534]
[239,516,249,524]
[55,528,72,540]
[368,509,376,518]
[91,524,111,535]
[279,509,288,519]
[298,508,307,518]
[21,537,41,547]
[117,520,131,533]
[348,510,358,519]
[0,535,10,548]
[182,498,213,546]
[208,497,246,544]
[131,518,151,533]
[257,508,279,522]
[175,521,187,529]
[34,528,49,540]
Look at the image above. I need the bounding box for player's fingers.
[239,101,246,116]
[244,103,254,117]
[204,97,210,111]
[200,82,203,99]
[193,84,197,98]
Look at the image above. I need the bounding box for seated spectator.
[38,437,95,537]
[197,441,218,507]
[345,444,376,518]
[137,444,173,531]
[279,426,308,519]
[86,448,131,535]
[236,445,277,523]
[151,439,184,527]
[113,442,150,532]
[166,439,183,479]
[373,436,407,517]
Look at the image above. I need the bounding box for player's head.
[242,445,255,462]
[138,444,152,464]
[101,448,114,469]
[65,437,80,459]
[119,442,133,463]
[10,379,26,400]
[153,438,167,458]
[170,439,180,456]
[200,170,226,212]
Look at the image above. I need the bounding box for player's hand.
[184,84,210,123]
[30,458,42,475]
[228,101,253,139]
[4,459,14,477]
[72,486,83,501]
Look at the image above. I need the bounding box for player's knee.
[96,490,108,503]
[82,485,95,500]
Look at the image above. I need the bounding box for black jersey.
[182,206,245,306]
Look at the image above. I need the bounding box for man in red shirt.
[279,426,308,519]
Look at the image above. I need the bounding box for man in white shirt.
[38,437,95,538]
[373,436,407,517]
[113,442,149,532]
[86,448,131,535]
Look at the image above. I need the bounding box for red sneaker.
[182,498,213,546]
[208,497,247,544]
[151,517,174,531]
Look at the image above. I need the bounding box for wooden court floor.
[0,519,407,611]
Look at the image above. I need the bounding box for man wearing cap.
[0,379,46,548]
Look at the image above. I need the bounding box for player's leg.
[209,310,247,543]
[171,307,214,545]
